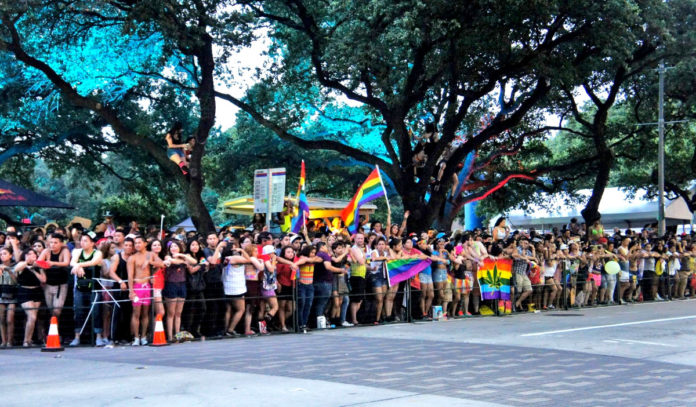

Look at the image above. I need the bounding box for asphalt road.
[3,300,696,407]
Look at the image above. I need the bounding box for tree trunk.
[581,143,613,226]
[183,36,217,233]
[435,200,462,231]
[184,179,215,233]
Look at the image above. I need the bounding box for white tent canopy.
[502,187,693,230]
[170,217,196,232]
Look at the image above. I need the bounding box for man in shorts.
[348,233,367,325]
[512,237,535,311]
[127,235,167,346]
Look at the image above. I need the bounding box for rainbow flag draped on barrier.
[477,258,512,300]
[290,161,308,233]
[386,258,432,287]
[341,168,386,234]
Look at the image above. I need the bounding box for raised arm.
[397,211,409,238]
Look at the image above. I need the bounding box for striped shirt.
[299,263,314,285]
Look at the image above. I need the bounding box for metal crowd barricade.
[3,271,693,348]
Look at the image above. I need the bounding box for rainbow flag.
[290,161,308,233]
[477,258,512,300]
[296,160,305,197]
[386,257,432,286]
[341,168,386,233]
[290,191,310,233]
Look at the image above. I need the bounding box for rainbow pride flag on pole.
[341,167,386,234]
[290,191,310,233]
[386,258,432,287]
[290,161,307,233]
[477,258,512,300]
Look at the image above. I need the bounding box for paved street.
[3,300,696,406]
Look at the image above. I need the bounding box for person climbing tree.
[165,121,191,175]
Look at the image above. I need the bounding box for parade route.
[4,300,696,406]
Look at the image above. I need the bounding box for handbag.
[188,268,206,292]
[76,278,93,292]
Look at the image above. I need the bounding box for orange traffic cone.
[150,314,168,346]
[42,316,64,352]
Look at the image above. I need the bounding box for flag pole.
[375,165,391,213]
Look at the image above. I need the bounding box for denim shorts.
[432,268,448,283]
[163,281,187,299]
[419,272,433,284]
[167,148,184,159]
[369,272,388,288]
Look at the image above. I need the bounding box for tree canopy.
[0,0,694,232]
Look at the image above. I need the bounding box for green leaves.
[481,264,504,290]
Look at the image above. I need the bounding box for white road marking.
[610,338,679,347]
[521,315,696,337]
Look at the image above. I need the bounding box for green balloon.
[605,261,620,275]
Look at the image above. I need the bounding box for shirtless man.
[127,235,167,346]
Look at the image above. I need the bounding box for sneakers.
[140,337,148,346]
[69,338,80,347]
[95,337,106,347]
[548,305,555,310]
[655,295,664,301]
[258,321,270,335]
[104,340,114,349]
[341,321,354,327]
[457,310,464,317]
[131,337,141,346]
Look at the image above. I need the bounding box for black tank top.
[115,253,128,281]
[45,249,69,285]
[77,249,100,280]
[17,266,41,286]
[453,262,465,279]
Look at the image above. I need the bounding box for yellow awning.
[222,195,377,219]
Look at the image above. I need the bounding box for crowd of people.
[0,210,694,348]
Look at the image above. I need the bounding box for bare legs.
[0,303,15,346]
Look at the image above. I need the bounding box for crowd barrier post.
[292,282,298,333]
[406,281,412,323]
[89,298,96,346]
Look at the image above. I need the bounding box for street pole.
[266,169,272,230]
[637,61,689,236]
[658,60,666,236]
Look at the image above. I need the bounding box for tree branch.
[215,89,395,180]
[0,16,182,178]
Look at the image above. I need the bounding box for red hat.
[598,237,608,245]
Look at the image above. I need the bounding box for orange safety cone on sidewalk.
[150,314,168,347]
[42,316,64,352]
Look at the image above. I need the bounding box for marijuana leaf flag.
[477,258,513,300]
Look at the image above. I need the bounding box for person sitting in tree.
[411,122,439,179]
[165,121,192,175]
